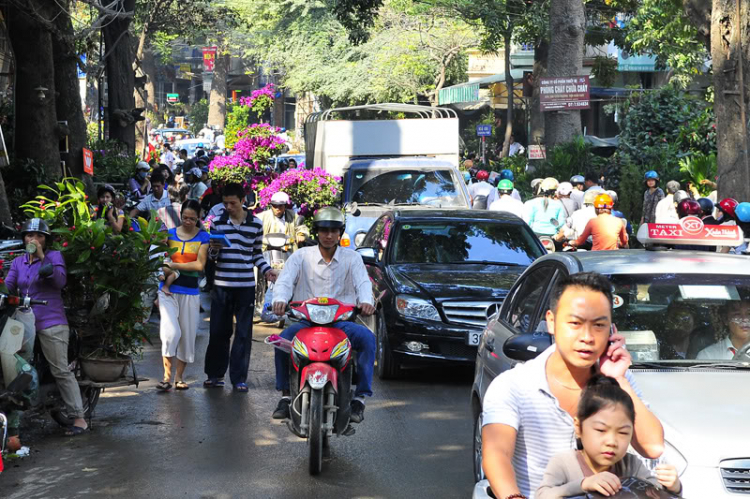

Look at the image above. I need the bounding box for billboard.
[539,76,590,111]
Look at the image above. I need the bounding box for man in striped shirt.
[203,183,277,392]
[481,273,665,499]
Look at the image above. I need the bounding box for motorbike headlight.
[643,441,688,476]
[307,304,339,324]
[396,295,441,321]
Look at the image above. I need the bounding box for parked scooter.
[0,371,33,470]
[255,233,292,321]
[270,298,360,475]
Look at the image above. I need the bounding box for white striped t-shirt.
[211,211,271,288]
[481,344,645,499]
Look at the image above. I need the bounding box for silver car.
[471,250,750,498]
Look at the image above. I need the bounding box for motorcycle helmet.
[718,198,739,220]
[583,190,599,206]
[673,190,690,204]
[644,170,659,182]
[312,207,346,232]
[497,179,514,194]
[270,192,290,206]
[136,161,150,172]
[735,202,750,223]
[97,184,116,200]
[500,169,514,182]
[21,218,51,237]
[556,182,573,197]
[476,170,490,182]
[462,171,471,184]
[696,197,714,216]
[530,178,543,195]
[594,193,614,210]
[540,177,559,195]
[570,175,585,186]
[605,190,618,205]
[677,199,702,218]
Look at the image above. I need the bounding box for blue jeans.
[204,286,255,385]
[275,320,376,397]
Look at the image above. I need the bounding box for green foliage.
[679,153,717,197]
[188,99,210,136]
[591,56,618,87]
[86,139,139,183]
[224,102,252,150]
[4,158,55,222]
[22,179,169,358]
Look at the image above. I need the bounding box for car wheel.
[376,311,400,380]
[473,412,485,483]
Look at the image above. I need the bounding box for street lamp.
[34,85,48,102]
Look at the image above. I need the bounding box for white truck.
[303,103,469,248]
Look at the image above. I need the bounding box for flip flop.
[64,425,89,437]
[156,380,172,391]
[175,381,189,390]
[233,382,249,393]
[203,378,224,388]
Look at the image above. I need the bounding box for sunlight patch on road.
[100,390,140,398]
[416,410,462,420]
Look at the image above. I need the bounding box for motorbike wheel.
[50,385,101,427]
[376,312,400,380]
[308,389,324,475]
[254,274,266,320]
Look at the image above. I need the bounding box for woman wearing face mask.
[92,184,125,234]
[128,162,151,202]
[5,219,89,436]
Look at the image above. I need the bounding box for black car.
[355,208,545,379]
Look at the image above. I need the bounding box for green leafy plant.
[679,152,717,197]
[188,99,210,136]
[21,179,169,359]
[224,102,252,150]
[86,139,139,183]
[591,56,618,88]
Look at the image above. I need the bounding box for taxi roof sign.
[637,217,745,247]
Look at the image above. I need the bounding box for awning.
[439,69,526,105]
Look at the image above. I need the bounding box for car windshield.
[606,274,750,365]
[349,169,466,207]
[392,221,543,265]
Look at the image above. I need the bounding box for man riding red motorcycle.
[271,207,376,423]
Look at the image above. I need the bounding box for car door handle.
[485,333,496,352]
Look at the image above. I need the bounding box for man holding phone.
[481,272,665,499]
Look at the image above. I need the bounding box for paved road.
[1,299,475,498]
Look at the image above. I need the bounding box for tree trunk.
[712,0,750,201]
[6,1,62,179]
[545,0,585,147]
[208,51,228,129]
[103,0,137,153]
[530,40,548,147]
[501,31,514,158]
[0,171,12,226]
[53,0,88,178]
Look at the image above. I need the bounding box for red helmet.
[476,170,489,181]
[717,198,739,219]
[677,199,702,218]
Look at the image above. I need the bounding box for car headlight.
[307,304,339,324]
[354,232,367,247]
[396,295,441,321]
[643,441,688,476]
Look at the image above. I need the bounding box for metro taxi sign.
[637,217,744,246]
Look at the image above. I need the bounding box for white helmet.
[557,182,573,197]
[136,161,150,171]
[270,192,290,205]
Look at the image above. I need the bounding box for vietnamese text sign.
[203,47,217,72]
[540,76,590,111]
[637,218,744,246]
[83,148,93,175]
[476,124,493,136]
[528,145,546,160]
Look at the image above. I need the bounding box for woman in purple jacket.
[5,218,87,436]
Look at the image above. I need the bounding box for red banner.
[202,47,217,72]
[637,217,744,246]
[83,148,93,175]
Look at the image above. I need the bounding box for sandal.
[203,378,224,388]
[233,382,249,393]
[156,380,172,391]
[175,381,189,390]
[65,425,89,437]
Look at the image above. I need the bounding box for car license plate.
[466,332,481,346]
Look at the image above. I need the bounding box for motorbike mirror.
[502,333,552,362]
[356,247,377,264]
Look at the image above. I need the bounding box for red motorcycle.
[272,297,359,475]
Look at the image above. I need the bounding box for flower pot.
[80,356,131,382]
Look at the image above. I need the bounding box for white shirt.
[564,206,597,240]
[469,181,495,208]
[272,246,374,306]
[487,188,522,207]
[655,194,678,224]
[162,151,176,169]
[508,142,525,156]
[188,181,208,201]
[489,195,525,218]
[697,337,738,360]
[135,189,171,213]
[482,345,645,499]
[570,190,584,211]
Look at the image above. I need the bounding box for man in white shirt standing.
[271,207,376,424]
[162,143,176,171]
[507,134,525,157]
[129,175,171,218]
[655,180,681,223]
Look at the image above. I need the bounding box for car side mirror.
[502,333,553,362]
[356,247,378,264]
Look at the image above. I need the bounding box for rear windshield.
[348,169,467,207]
[392,221,542,265]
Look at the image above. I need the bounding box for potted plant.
[21,179,170,381]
